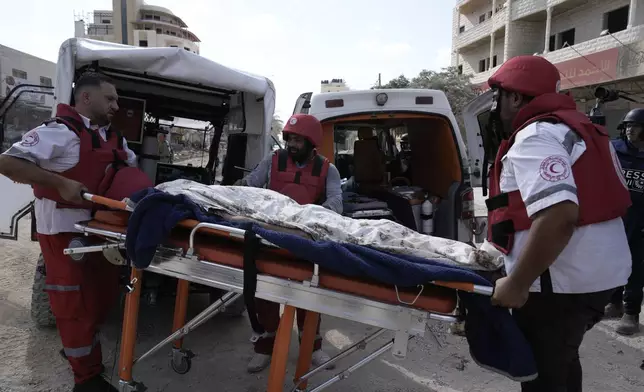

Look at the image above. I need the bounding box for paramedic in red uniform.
[0,73,138,392]
[236,113,343,373]
[485,56,632,392]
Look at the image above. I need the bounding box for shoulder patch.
[20,130,40,147]
[539,155,571,182]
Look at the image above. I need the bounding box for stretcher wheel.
[30,254,56,328]
[170,349,194,375]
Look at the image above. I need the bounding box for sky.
[0,0,455,120]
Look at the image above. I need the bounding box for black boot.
[72,375,118,392]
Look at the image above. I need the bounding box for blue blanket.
[126,188,537,382]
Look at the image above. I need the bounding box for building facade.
[452,0,644,131]
[0,45,57,151]
[74,0,200,54]
[321,79,349,93]
[0,45,55,102]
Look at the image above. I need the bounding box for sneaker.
[247,353,271,373]
[604,302,624,319]
[72,375,118,392]
[615,314,640,336]
[311,350,335,370]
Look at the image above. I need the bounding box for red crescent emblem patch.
[20,130,40,147]
[539,155,570,182]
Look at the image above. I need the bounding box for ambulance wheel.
[30,254,56,328]
[170,349,194,375]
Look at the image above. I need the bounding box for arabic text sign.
[617,40,644,80]
[555,48,619,90]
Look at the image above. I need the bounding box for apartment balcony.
[492,5,507,30]
[470,65,502,85]
[456,0,491,14]
[455,7,507,50]
[512,0,589,22]
[511,0,547,21]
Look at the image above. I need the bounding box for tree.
[374,66,478,138]
[374,74,411,89]
[271,115,284,139]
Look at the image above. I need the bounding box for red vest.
[269,149,329,205]
[487,93,631,254]
[33,104,130,209]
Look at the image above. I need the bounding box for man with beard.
[235,113,342,373]
[604,108,644,336]
[484,56,632,391]
[0,72,139,392]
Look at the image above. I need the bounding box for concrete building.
[321,79,349,93]
[0,45,55,102]
[0,45,56,150]
[74,0,200,54]
[452,0,644,131]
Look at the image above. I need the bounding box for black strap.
[311,155,324,177]
[114,129,124,149]
[56,115,102,149]
[293,171,301,184]
[111,149,127,170]
[485,193,509,211]
[490,220,515,250]
[540,269,554,295]
[277,149,288,172]
[243,229,265,335]
[58,115,86,135]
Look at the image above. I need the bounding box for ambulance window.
[334,128,358,154]
[477,110,490,132]
[333,128,358,179]
[476,109,500,162]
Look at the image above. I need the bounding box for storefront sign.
[472,41,644,94]
[555,48,619,90]
[617,40,644,79]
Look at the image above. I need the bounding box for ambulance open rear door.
[0,84,55,240]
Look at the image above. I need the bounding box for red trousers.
[38,233,120,384]
[253,298,322,354]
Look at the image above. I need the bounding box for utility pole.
[378,73,382,88]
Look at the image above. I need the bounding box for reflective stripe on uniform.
[63,334,100,358]
[562,130,582,155]
[44,284,80,292]
[524,183,578,207]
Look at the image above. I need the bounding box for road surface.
[0,216,642,392]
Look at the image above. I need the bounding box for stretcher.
[66,192,494,392]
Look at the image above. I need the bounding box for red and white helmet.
[282,114,323,147]
[488,55,561,97]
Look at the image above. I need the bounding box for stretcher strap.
[243,229,265,335]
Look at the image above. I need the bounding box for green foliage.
[374,66,480,138]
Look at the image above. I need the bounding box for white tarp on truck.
[1,37,276,241]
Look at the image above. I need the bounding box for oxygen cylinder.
[421,198,434,235]
[140,131,160,182]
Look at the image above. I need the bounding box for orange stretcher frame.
[72,193,492,392]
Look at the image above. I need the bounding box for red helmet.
[282,114,323,147]
[488,55,561,97]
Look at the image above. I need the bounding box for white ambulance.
[291,89,478,243]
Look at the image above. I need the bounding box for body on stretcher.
[67,192,493,392]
